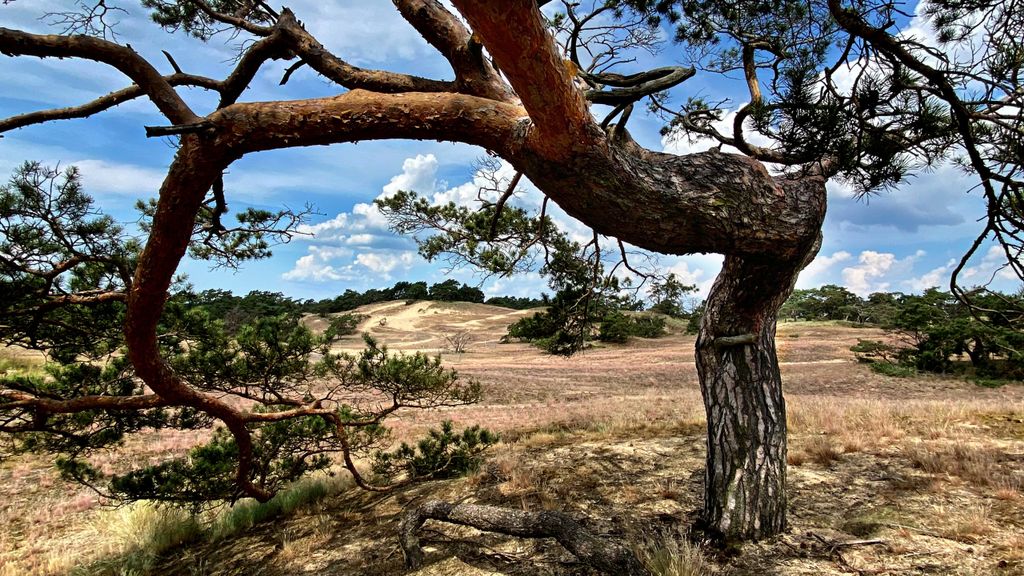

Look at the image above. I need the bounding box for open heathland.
[1,301,1022,575]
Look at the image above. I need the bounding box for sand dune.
[303,300,540,353]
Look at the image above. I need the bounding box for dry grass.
[0,347,45,376]
[903,440,1022,489]
[800,435,843,467]
[639,533,712,576]
[0,471,350,576]
[935,504,998,543]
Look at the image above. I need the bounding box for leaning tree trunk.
[695,234,822,541]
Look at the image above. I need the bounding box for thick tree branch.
[122,136,272,502]
[451,0,601,158]
[1,390,169,414]
[210,90,528,157]
[201,91,826,258]
[0,27,198,125]
[25,291,127,315]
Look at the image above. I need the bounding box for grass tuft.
[71,503,202,576]
[903,440,1019,489]
[638,534,710,576]
[68,473,350,576]
[210,474,349,541]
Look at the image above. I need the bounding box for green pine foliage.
[599,311,633,343]
[323,313,368,341]
[372,421,498,480]
[598,311,667,343]
[0,164,489,507]
[846,288,1024,381]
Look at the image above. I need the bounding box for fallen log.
[399,500,651,575]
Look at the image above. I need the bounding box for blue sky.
[0,1,1018,301]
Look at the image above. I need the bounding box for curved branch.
[122,136,271,501]
[584,66,696,105]
[827,0,1009,193]
[217,28,290,108]
[338,425,397,493]
[276,9,455,94]
[0,27,198,125]
[1,25,289,135]
[488,171,523,239]
[730,104,794,164]
[184,0,274,37]
[827,0,1022,294]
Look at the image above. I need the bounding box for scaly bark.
[695,175,826,540]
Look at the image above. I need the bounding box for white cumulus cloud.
[282,246,353,282]
[798,251,852,288]
[841,250,925,296]
[906,259,957,292]
[71,159,166,198]
[382,154,441,197]
[355,251,415,278]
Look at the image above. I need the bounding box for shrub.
[870,362,917,378]
[598,312,666,343]
[373,421,497,480]
[850,339,904,363]
[323,313,367,341]
[443,331,472,353]
[629,314,667,338]
[507,311,559,341]
[598,311,631,343]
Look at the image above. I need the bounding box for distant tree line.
[846,288,1024,382]
[180,279,1022,381]
[302,279,490,315]
[176,280,551,334]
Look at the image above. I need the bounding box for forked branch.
[0,27,198,125]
